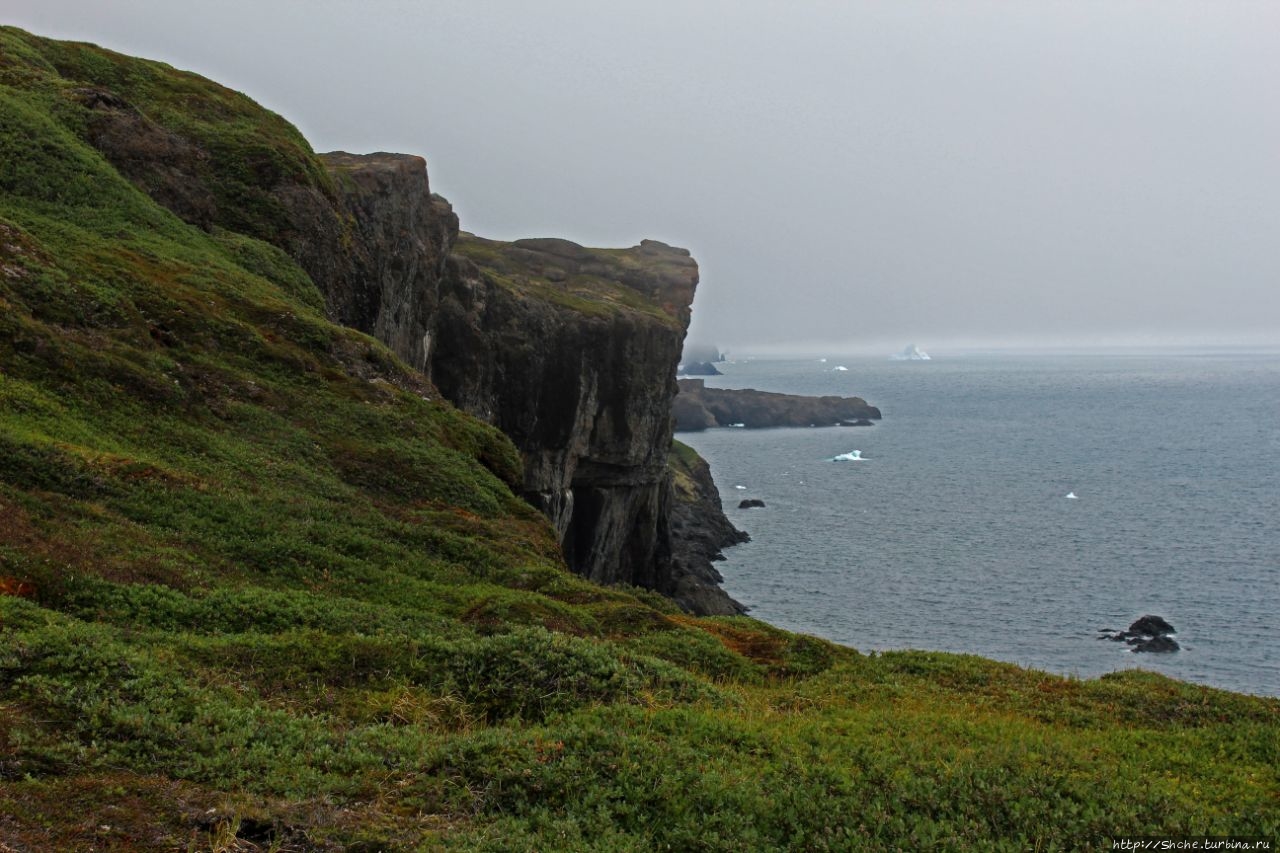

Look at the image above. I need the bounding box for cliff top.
[454,231,697,328]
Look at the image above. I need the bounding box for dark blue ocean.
[678,350,1280,697]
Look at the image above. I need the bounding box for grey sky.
[6,1,1279,352]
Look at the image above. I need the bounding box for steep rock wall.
[429,236,695,589]
[317,152,458,373]
[310,154,723,597]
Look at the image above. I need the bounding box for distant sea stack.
[673,378,881,431]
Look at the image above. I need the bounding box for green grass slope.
[1,26,1277,852]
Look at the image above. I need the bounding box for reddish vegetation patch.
[0,576,35,598]
[461,596,589,637]
[0,221,50,280]
[671,615,786,667]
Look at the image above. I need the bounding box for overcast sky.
[6,1,1279,352]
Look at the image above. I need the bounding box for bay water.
[678,350,1280,696]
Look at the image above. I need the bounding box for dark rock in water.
[738,499,766,508]
[1128,614,1176,637]
[680,361,722,376]
[1098,614,1180,653]
[1131,634,1180,653]
[839,418,875,427]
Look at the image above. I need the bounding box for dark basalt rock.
[738,499,766,509]
[1099,614,1180,653]
[1131,634,1180,654]
[1128,615,1176,637]
[680,361,722,376]
[674,378,880,431]
[668,445,750,615]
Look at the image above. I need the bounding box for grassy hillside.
[0,26,1277,852]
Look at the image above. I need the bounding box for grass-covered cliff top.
[1,25,1277,851]
[453,232,696,329]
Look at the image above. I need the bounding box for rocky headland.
[52,76,740,611]
[673,378,882,431]
[311,153,732,608]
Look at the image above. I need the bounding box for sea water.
[678,350,1280,696]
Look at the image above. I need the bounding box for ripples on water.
[679,351,1280,696]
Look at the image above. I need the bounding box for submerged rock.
[1099,614,1180,653]
[738,499,766,509]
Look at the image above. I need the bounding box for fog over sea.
[679,350,1280,697]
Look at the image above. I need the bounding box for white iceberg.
[890,344,931,361]
[831,365,849,372]
[1065,491,1078,499]
[832,450,864,462]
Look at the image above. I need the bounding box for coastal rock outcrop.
[428,234,696,590]
[668,442,749,615]
[1100,615,1181,653]
[674,378,882,431]
[297,155,736,603]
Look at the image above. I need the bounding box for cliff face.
[429,234,696,588]
[317,152,459,374]
[303,154,713,596]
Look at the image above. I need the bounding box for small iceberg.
[734,485,747,490]
[831,365,849,372]
[818,358,827,363]
[729,422,745,428]
[832,450,864,462]
[890,344,931,361]
[1065,491,1078,499]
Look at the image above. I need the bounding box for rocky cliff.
[428,232,696,590]
[307,154,731,603]
[668,442,750,615]
[62,73,737,609]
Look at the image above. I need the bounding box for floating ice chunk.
[818,358,827,363]
[734,485,747,490]
[1065,491,1078,499]
[729,422,745,428]
[832,450,864,462]
[831,365,849,372]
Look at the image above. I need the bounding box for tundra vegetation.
[0,26,1276,852]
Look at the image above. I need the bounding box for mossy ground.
[1,25,1277,852]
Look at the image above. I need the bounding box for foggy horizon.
[6,1,1278,352]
